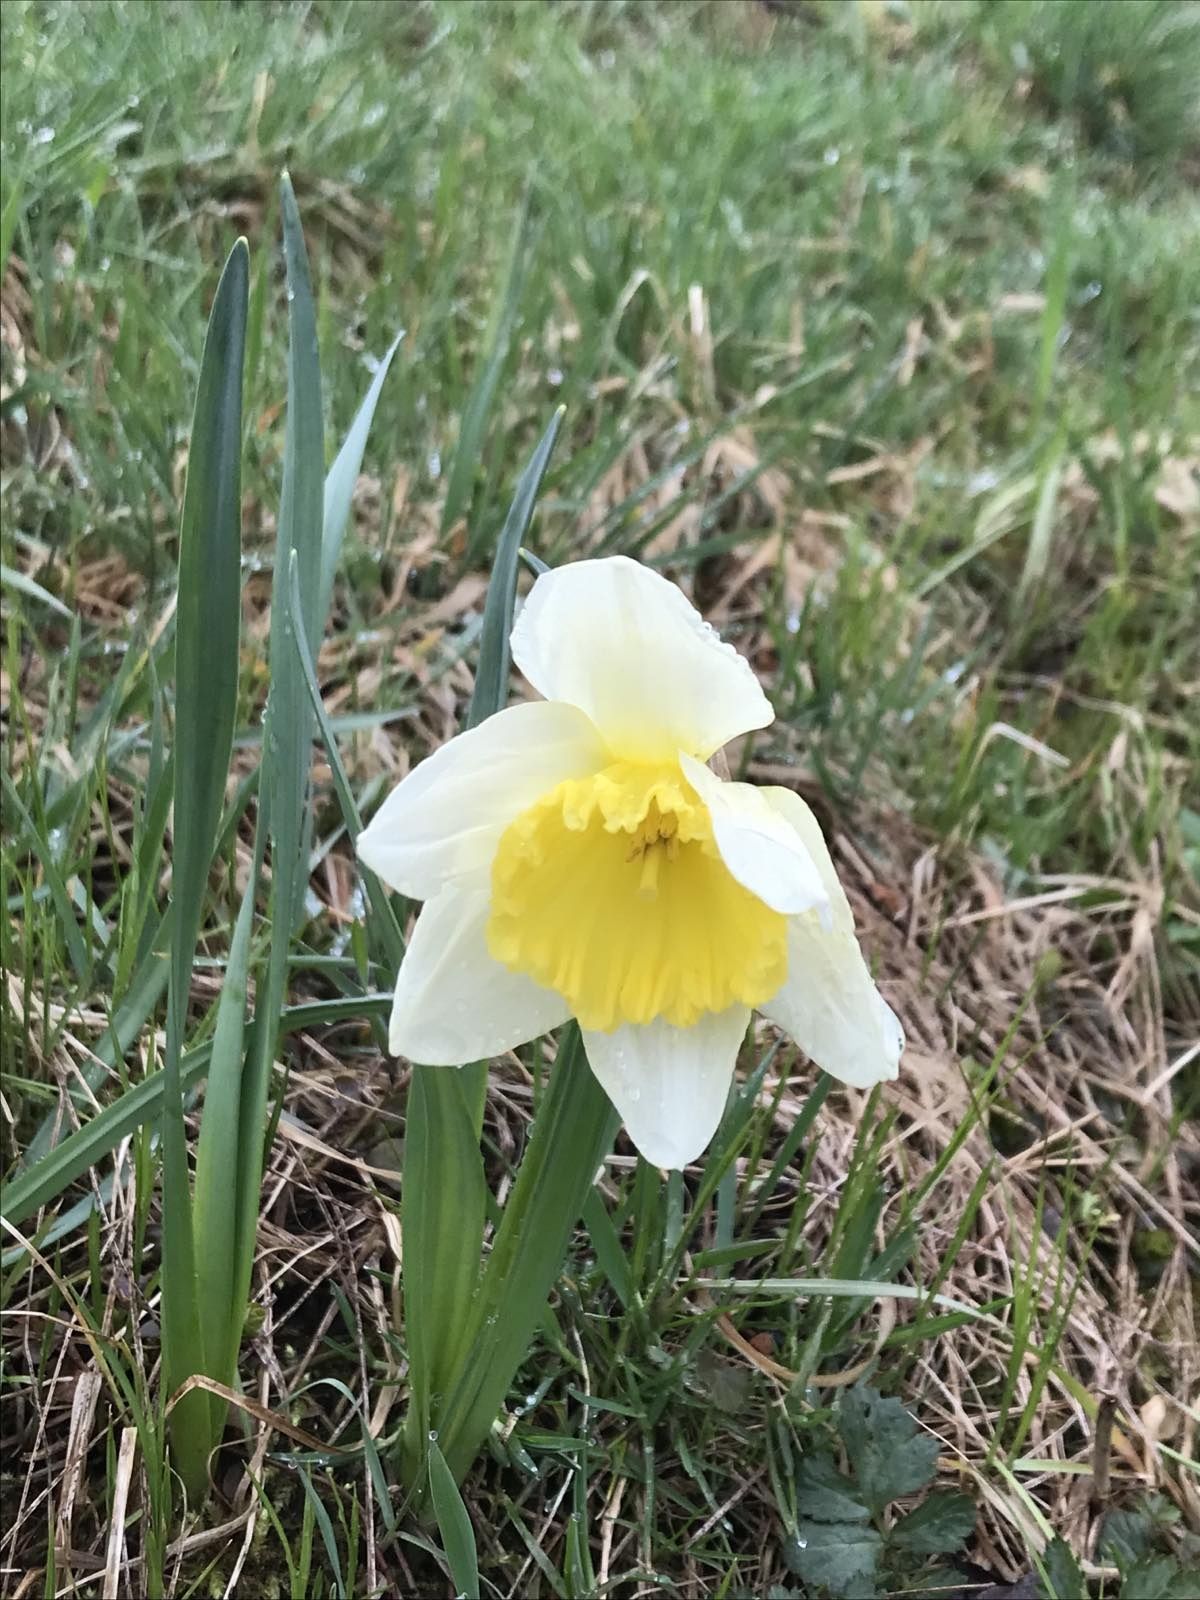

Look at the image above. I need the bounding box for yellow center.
[487,761,787,1032]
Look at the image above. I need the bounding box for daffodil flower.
[358,556,903,1168]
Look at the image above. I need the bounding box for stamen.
[638,845,661,899]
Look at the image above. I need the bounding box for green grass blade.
[2,774,90,980]
[466,406,564,731]
[161,235,248,1498]
[442,189,533,549]
[319,331,404,626]
[437,1026,618,1485]
[428,1439,480,1600]
[0,563,73,620]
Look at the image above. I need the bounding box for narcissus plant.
[359,556,903,1168]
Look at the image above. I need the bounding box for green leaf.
[402,1066,488,1462]
[428,1438,479,1600]
[161,234,248,1499]
[466,406,564,731]
[443,188,534,549]
[694,1349,753,1417]
[784,1519,882,1598]
[1121,1556,1197,1600]
[837,1385,939,1515]
[230,173,326,1408]
[794,1453,870,1524]
[319,331,403,626]
[436,1026,618,1485]
[191,843,260,1399]
[1037,1536,1087,1600]
[1100,1507,1153,1568]
[889,1492,976,1556]
[0,562,74,619]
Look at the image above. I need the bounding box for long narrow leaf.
[191,841,260,1398]
[437,1026,618,1485]
[161,235,248,1497]
[319,331,404,625]
[402,1067,488,1474]
[229,174,326,1379]
[428,1439,480,1600]
[288,559,405,969]
[466,406,564,731]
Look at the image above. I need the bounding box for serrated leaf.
[1037,1536,1087,1600]
[890,1492,975,1556]
[837,1386,940,1514]
[784,1519,881,1598]
[1122,1556,1198,1600]
[795,1453,870,1524]
[1100,1507,1153,1568]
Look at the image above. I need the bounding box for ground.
[1,2,1198,1597]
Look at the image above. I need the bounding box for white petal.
[581,1007,749,1169]
[389,881,570,1063]
[678,753,830,918]
[760,785,858,933]
[510,555,773,763]
[755,785,902,1087]
[357,700,606,900]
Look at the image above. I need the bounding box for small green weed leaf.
[837,1386,939,1515]
[889,1492,976,1556]
[1037,1536,1087,1600]
[784,1518,882,1598]
[1100,1507,1153,1567]
[1121,1556,1198,1600]
[794,1453,870,1524]
[428,1437,479,1600]
[694,1348,753,1417]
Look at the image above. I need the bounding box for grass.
[2,0,1198,1594]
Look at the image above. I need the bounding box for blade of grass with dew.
[159,235,248,1498]
[443,188,533,553]
[428,1437,480,1599]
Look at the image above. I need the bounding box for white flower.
[357,556,903,1169]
